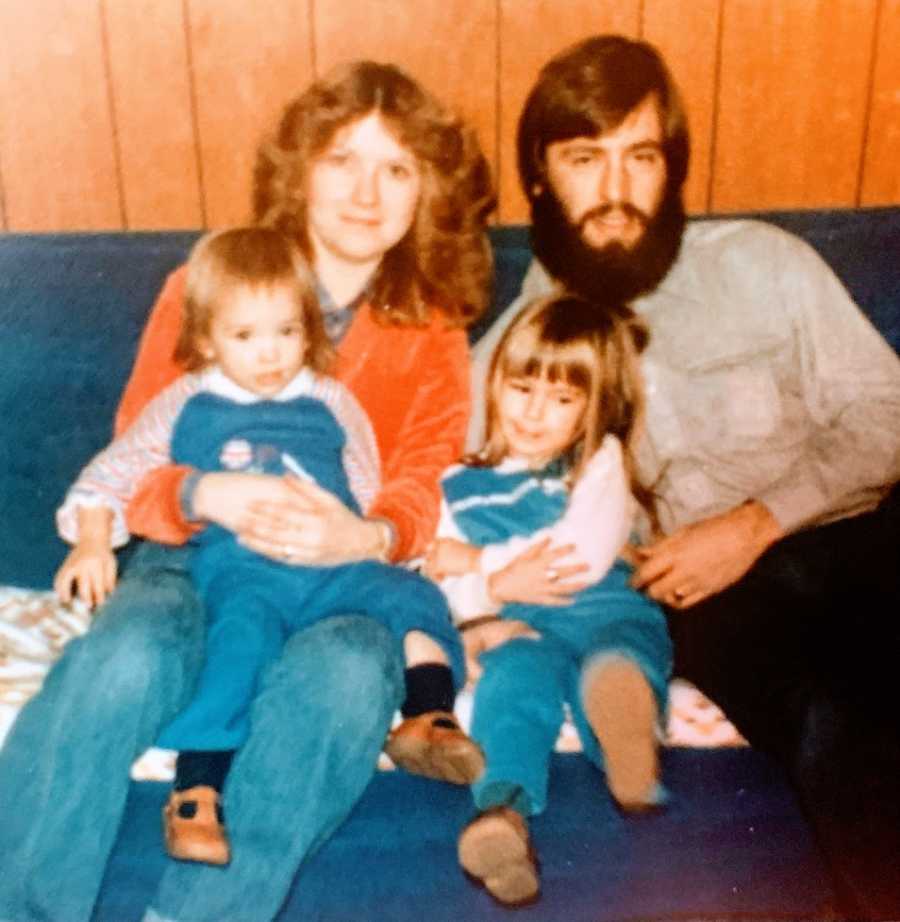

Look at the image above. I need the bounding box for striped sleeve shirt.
[57,367,381,548]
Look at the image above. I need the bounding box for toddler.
[425,293,672,906]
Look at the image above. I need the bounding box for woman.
[0,61,493,922]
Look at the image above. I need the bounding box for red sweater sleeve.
[117,266,201,544]
[364,323,471,561]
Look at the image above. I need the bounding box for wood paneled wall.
[0,0,897,232]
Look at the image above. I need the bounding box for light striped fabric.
[0,587,91,746]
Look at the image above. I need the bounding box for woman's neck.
[311,241,379,310]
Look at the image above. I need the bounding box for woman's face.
[305,112,422,273]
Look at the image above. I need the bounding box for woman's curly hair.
[253,60,496,328]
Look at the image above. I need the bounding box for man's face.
[543,94,667,252]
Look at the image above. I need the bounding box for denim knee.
[61,565,204,714]
[280,615,404,706]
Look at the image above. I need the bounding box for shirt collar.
[316,279,372,346]
[200,366,316,403]
[496,454,567,478]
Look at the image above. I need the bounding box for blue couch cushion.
[95,750,834,922]
[0,232,199,588]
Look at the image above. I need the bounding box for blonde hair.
[174,227,333,374]
[253,60,495,328]
[478,293,657,527]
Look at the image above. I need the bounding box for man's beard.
[530,182,686,306]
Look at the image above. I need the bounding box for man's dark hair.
[519,35,689,306]
[517,34,690,201]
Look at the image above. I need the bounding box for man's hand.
[461,617,536,683]
[488,537,589,607]
[631,500,782,608]
[424,538,482,580]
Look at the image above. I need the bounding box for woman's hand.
[487,538,589,607]
[54,541,117,609]
[191,472,299,532]
[227,476,391,566]
[461,617,537,683]
[423,538,481,580]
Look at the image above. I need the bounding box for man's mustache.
[577,202,650,234]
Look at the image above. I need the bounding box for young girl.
[424,293,673,906]
[54,227,481,866]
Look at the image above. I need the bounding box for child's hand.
[462,617,537,683]
[487,538,589,607]
[424,538,481,580]
[54,541,117,609]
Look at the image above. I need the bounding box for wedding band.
[673,589,685,601]
[546,568,559,582]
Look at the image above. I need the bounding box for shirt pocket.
[647,337,787,456]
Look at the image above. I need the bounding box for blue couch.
[2,208,899,920]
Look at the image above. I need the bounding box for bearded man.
[470,35,900,920]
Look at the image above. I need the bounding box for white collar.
[200,366,316,404]
[494,455,549,474]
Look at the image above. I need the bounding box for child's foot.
[385,711,485,784]
[163,785,230,865]
[583,655,660,811]
[458,806,539,906]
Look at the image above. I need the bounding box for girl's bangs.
[500,322,595,390]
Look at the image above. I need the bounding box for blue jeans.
[0,542,404,922]
[159,555,462,752]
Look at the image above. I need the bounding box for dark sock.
[402,663,455,718]
[174,750,235,793]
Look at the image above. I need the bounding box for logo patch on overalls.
[220,439,253,470]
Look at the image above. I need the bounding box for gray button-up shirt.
[470,219,900,537]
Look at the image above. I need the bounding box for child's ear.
[197,336,216,362]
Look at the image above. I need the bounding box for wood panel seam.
[98,0,128,230]
[857,0,885,207]
[182,0,208,229]
[706,0,725,213]
[309,0,318,77]
[494,0,503,224]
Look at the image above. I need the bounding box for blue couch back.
[2,208,899,589]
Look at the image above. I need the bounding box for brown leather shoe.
[458,806,539,906]
[384,711,485,784]
[163,785,230,865]
[583,655,659,811]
